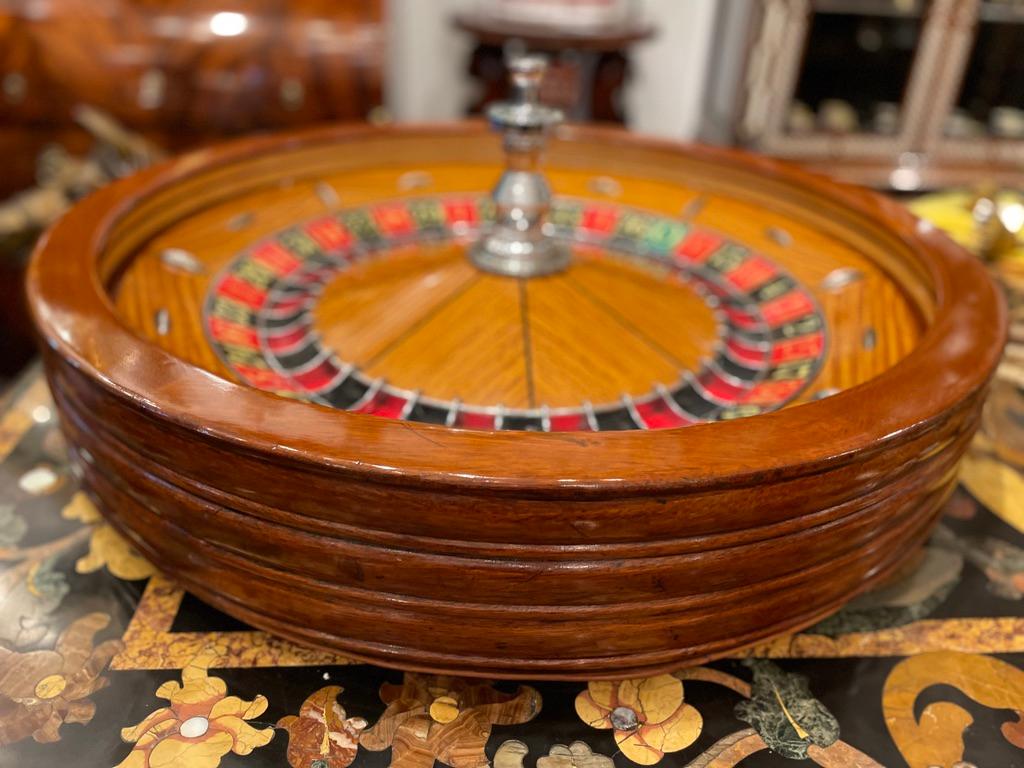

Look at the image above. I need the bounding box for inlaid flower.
[277,685,367,768]
[115,647,274,768]
[495,739,615,768]
[62,492,156,581]
[574,674,702,765]
[360,673,541,768]
[0,612,122,745]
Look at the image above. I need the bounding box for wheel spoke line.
[564,274,690,371]
[518,278,538,410]
[362,271,482,369]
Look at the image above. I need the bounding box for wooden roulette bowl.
[27,118,1005,680]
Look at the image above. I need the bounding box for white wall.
[386,0,720,139]
[386,0,477,123]
[624,0,719,138]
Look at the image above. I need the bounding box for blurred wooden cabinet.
[0,0,383,378]
[0,0,384,199]
[454,11,653,124]
[734,0,1024,188]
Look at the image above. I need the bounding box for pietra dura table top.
[1,362,1024,766]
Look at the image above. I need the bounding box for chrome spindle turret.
[470,55,570,278]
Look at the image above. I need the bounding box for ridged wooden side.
[44,348,979,678]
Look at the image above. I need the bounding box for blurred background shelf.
[453,12,654,123]
[978,0,1024,24]
[722,0,1024,189]
[811,0,928,19]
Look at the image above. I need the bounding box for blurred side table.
[453,13,654,123]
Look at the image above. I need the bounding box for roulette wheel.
[27,58,1005,679]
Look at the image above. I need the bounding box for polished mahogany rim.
[27,122,1007,493]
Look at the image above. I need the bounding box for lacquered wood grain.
[313,244,478,366]
[312,246,718,408]
[112,158,925,409]
[362,269,528,407]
